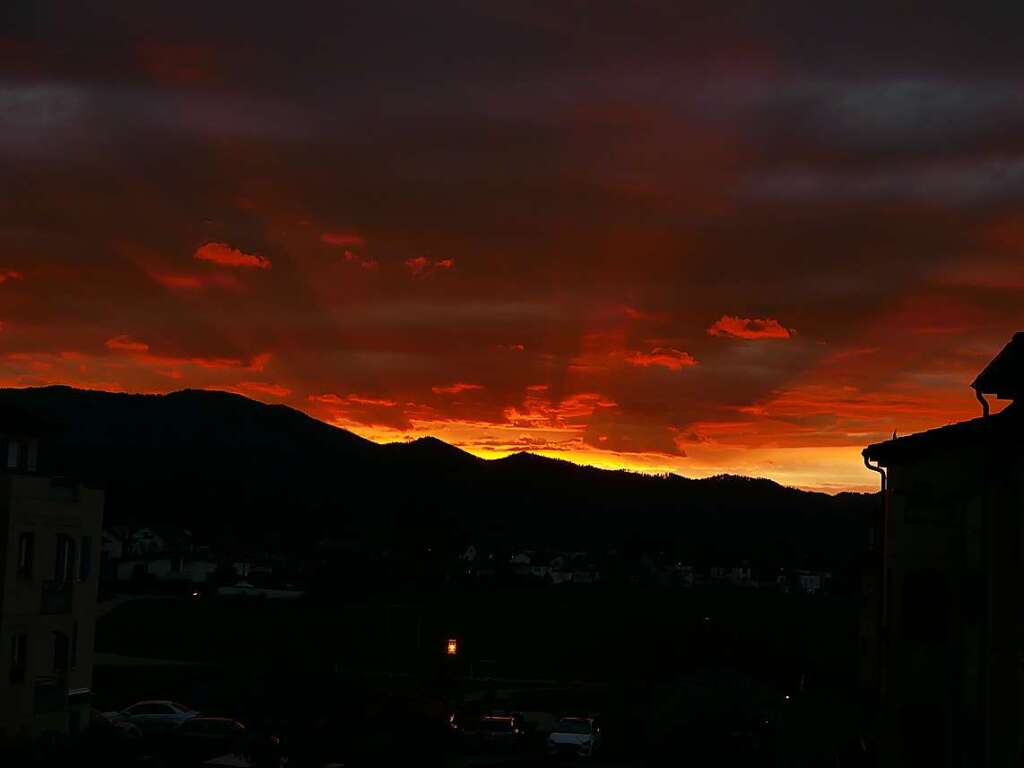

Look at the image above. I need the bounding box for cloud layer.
[3,3,1023,491]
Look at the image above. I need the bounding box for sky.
[3,2,1023,492]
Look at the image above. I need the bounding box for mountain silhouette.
[0,386,872,569]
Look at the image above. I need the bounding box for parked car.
[170,716,285,766]
[470,715,527,752]
[547,716,602,758]
[78,710,145,766]
[105,700,199,735]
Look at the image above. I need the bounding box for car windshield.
[481,719,515,732]
[172,703,192,713]
[556,719,592,734]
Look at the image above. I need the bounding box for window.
[70,621,78,670]
[9,634,27,684]
[26,440,38,472]
[16,533,34,579]
[903,569,950,643]
[54,535,75,584]
[79,537,92,581]
[7,440,19,469]
[53,631,69,674]
[170,557,182,574]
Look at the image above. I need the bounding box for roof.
[863,401,1024,466]
[972,332,1024,400]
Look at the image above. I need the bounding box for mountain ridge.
[0,385,873,568]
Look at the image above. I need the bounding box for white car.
[105,700,199,734]
[547,716,602,758]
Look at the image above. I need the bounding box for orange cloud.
[707,315,793,340]
[308,392,413,430]
[504,390,617,429]
[194,242,271,269]
[105,335,150,353]
[230,381,292,398]
[626,347,697,370]
[311,393,398,408]
[432,382,484,395]
[405,256,455,276]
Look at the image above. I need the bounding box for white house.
[795,569,831,595]
[128,527,193,555]
[115,556,218,584]
[102,529,125,561]
[217,582,304,599]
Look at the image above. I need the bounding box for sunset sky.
[3,2,1023,491]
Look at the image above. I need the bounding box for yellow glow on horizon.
[335,417,881,494]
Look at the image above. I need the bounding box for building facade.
[862,333,1024,767]
[0,434,103,750]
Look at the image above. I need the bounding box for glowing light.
[446,638,458,656]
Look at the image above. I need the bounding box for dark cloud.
[3,1,1023,488]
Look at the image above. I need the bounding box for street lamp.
[446,638,458,656]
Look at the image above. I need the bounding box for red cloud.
[150,272,242,291]
[504,390,617,429]
[310,393,398,408]
[230,381,292,398]
[405,256,455,276]
[321,233,366,247]
[0,270,22,284]
[626,347,697,370]
[405,257,430,275]
[707,315,793,340]
[432,382,484,395]
[105,335,150,353]
[322,233,377,270]
[346,394,398,407]
[308,392,412,430]
[194,242,271,269]
[622,305,668,322]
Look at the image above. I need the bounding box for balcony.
[41,580,72,614]
[33,675,68,714]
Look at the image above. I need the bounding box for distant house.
[101,528,127,561]
[795,569,831,595]
[571,566,600,584]
[217,582,304,600]
[509,552,532,566]
[127,526,192,556]
[709,564,755,588]
[115,556,217,584]
[670,563,696,587]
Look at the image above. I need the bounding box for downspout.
[975,386,990,418]
[863,455,888,632]
[864,455,886,495]
[863,453,888,744]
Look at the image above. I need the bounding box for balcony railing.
[41,580,72,614]
[33,674,68,714]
